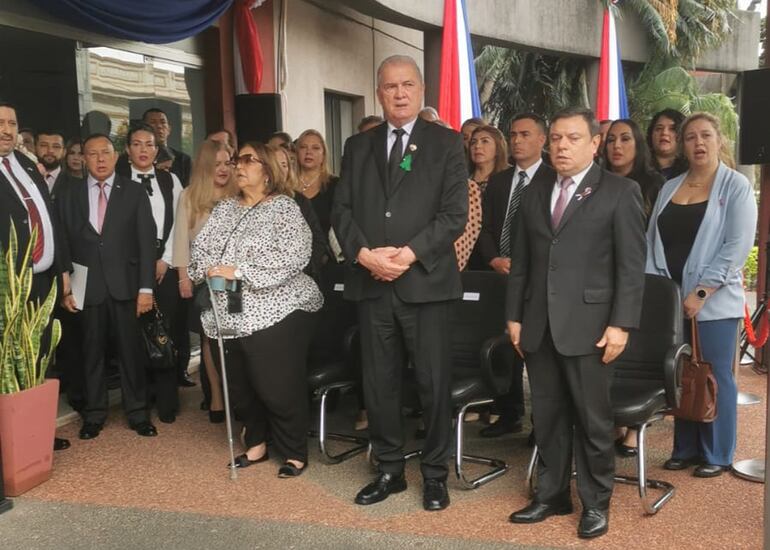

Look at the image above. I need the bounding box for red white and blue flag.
[438,0,482,131]
[595,3,629,121]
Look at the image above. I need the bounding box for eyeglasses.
[233,154,264,167]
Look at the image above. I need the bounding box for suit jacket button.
[552,238,558,245]
[385,211,392,218]
[549,264,556,271]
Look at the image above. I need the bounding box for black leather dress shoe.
[663,457,700,470]
[423,479,450,511]
[178,372,196,387]
[131,422,158,437]
[480,418,523,438]
[578,508,609,539]
[79,423,103,440]
[693,464,728,478]
[158,413,176,424]
[354,473,407,505]
[509,500,573,524]
[54,437,71,451]
[614,438,638,457]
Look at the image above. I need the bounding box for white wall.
[279,0,423,138]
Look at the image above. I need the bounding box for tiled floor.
[7,363,767,550]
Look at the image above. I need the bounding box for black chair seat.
[612,380,667,428]
[307,358,350,392]
[450,375,491,407]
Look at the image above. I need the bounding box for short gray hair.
[376,55,424,87]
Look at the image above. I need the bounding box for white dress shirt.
[386,118,418,159]
[87,172,152,295]
[130,167,182,265]
[503,158,543,223]
[550,162,594,213]
[0,153,55,273]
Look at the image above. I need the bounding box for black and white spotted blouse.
[189,195,323,339]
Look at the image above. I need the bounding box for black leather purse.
[140,303,177,370]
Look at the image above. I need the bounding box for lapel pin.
[408,144,417,152]
[575,187,593,201]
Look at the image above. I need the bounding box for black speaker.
[235,93,282,146]
[739,68,770,165]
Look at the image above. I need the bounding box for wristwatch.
[695,288,708,300]
[233,267,243,280]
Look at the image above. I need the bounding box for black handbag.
[140,303,177,370]
[193,282,211,311]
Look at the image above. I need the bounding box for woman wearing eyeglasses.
[189,142,323,477]
[173,139,236,423]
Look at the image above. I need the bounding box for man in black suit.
[476,113,554,438]
[143,108,192,187]
[58,133,158,440]
[0,102,70,452]
[332,55,468,511]
[506,108,645,539]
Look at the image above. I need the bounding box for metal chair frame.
[455,398,509,489]
[308,381,369,464]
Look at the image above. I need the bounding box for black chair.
[450,270,516,489]
[306,261,367,464]
[525,274,690,514]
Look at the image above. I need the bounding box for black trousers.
[358,290,454,480]
[526,328,615,510]
[149,268,180,418]
[174,296,192,377]
[492,354,525,421]
[81,296,149,426]
[219,310,315,462]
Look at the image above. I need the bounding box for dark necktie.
[499,170,527,258]
[139,173,154,196]
[2,157,44,263]
[388,128,406,186]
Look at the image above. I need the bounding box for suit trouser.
[358,289,453,480]
[218,310,315,462]
[526,328,614,510]
[150,269,180,418]
[82,296,149,426]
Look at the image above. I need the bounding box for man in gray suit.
[506,107,646,539]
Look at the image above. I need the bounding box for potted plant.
[0,223,61,497]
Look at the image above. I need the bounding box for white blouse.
[189,195,323,339]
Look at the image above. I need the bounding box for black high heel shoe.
[209,410,225,424]
[228,452,269,469]
[277,461,307,478]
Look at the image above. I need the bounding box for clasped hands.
[357,246,416,282]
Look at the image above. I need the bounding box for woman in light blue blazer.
[646,112,757,478]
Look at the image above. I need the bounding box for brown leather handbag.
[673,318,718,423]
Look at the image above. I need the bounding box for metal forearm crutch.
[207,280,238,480]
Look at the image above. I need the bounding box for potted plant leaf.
[0,222,61,496]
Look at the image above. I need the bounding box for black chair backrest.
[614,274,683,383]
[451,270,508,372]
[308,260,357,360]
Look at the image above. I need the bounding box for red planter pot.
[0,379,59,496]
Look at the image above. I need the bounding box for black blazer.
[170,147,192,187]
[506,163,646,356]
[57,173,156,306]
[477,162,556,266]
[50,171,83,204]
[332,118,469,303]
[0,151,65,277]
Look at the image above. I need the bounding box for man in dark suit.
[143,108,192,187]
[506,107,645,539]
[476,113,554,438]
[0,102,70,452]
[58,133,158,440]
[332,55,468,511]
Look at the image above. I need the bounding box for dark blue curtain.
[29,0,234,44]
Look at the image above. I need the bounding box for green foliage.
[0,222,61,394]
[627,66,738,141]
[476,46,588,131]
[744,246,759,291]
